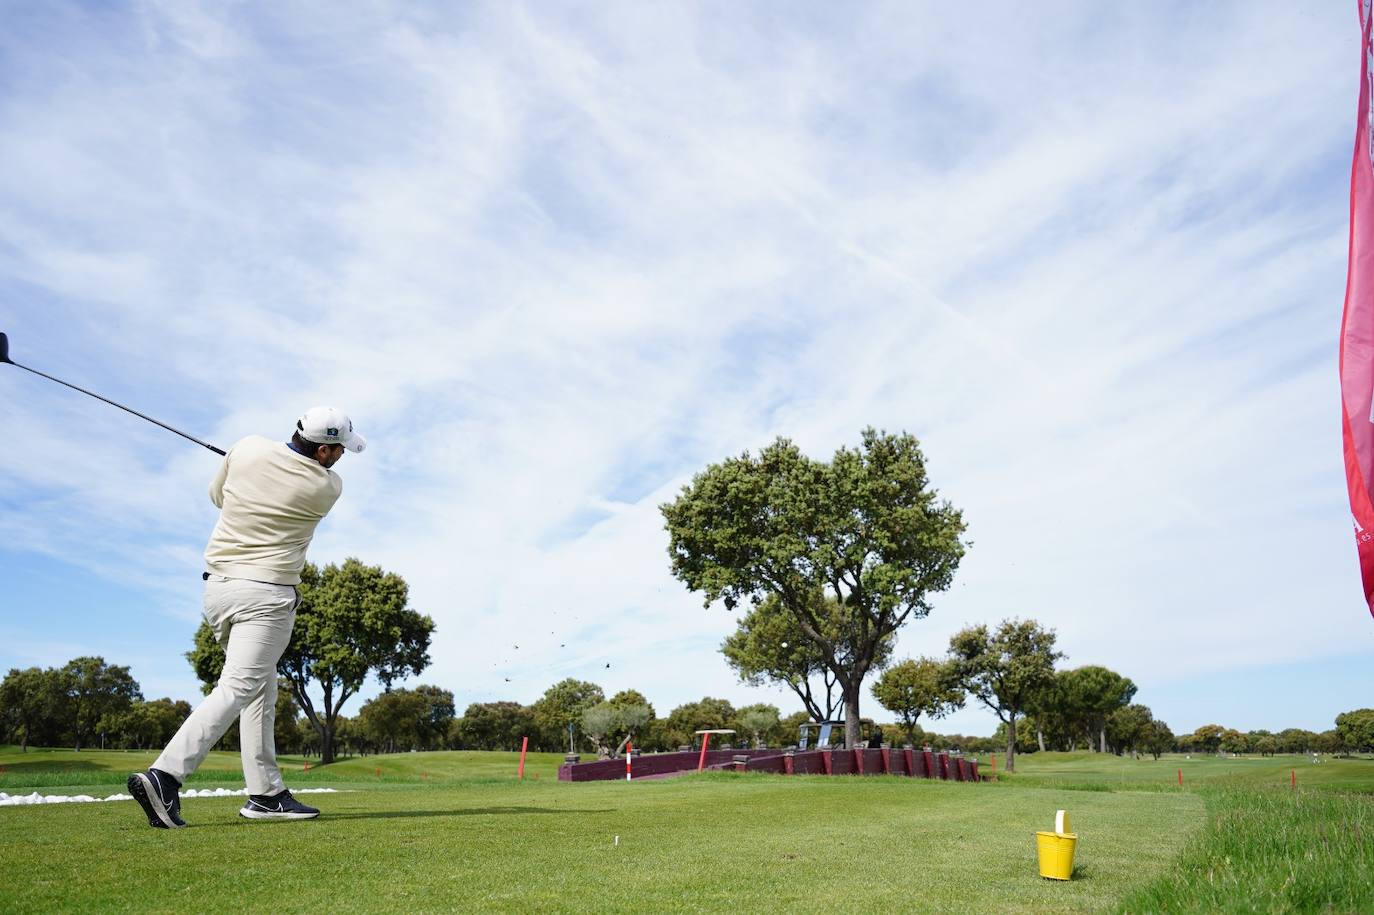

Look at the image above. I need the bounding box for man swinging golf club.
[128,406,366,828]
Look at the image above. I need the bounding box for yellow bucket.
[1035,810,1077,880]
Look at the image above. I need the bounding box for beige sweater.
[203,435,343,585]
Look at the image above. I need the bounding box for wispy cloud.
[0,1,1365,735]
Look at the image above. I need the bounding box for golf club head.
[0,332,10,364]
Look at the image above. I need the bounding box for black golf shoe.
[128,768,186,829]
[239,789,320,820]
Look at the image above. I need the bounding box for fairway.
[0,748,1203,914]
[7,748,1374,913]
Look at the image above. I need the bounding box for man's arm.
[208,451,229,509]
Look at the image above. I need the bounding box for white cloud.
[0,2,1367,737]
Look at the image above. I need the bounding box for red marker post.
[1291,769,1296,789]
[1177,769,1183,787]
[697,732,711,772]
[626,741,633,782]
[518,736,529,781]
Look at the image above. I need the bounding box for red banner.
[1339,1,1374,616]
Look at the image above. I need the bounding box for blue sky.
[0,1,1369,739]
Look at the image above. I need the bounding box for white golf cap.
[297,405,367,453]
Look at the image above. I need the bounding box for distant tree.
[1142,719,1175,760]
[453,701,533,751]
[1335,709,1374,754]
[273,681,302,753]
[946,619,1061,772]
[1275,728,1317,754]
[1220,728,1248,755]
[104,698,191,750]
[409,685,456,750]
[1106,704,1155,757]
[1058,666,1136,753]
[871,657,965,749]
[1253,734,1278,757]
[1191,724,1225,755]
[778,709,811,748]
[735,704,781,747]
[532,679,605,753]
[664,697,736,749]
[663,429,967,748]
[61,657,141,751]
[0,667,67,752]
[358,689,427,753]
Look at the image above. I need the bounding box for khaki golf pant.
[154,575,298,796]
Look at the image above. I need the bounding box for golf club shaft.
[8,360,226,456]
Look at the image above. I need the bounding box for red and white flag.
[1339,0,1374,616]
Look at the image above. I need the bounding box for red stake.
[518,736,529,780]
[375,767,381,777]
[626,741,633,781]
[697,733,711,772]
[1177,769,1183,787]
[1291,769,1296,789]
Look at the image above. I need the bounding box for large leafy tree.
[531,679,604,753]
[1336,709,1374,753]
[1059,665,1136,753]
[0,667,68,751]
[870,657,964,748]
[947,619,1061,772]
[62,656,141,751]
[663,429,966,748]
[188,558,434,764]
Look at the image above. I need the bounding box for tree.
[722,593,893,724]
[946,619,1061,772]
[663,429,966,748]
[1106,704,1155,757]
[664,697,736,749]
[1335,709,1374,753]
[411,685,456,750]
[358,689,428,753]
[871,657,964,748]
[532,679,605,753]
[581,703,620,757]
[1191,724,1225,754]
[1142,719,1174,760]
[104,698,191,750]
[735,704,781,747]
[0,667,67,752]
[187,558,434,765]
[61,657,141,751]
[1059,666,1136,753]
[453,702,534,751]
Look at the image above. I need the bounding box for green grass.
[1116,786,1374,914]
[2,747,1372,913]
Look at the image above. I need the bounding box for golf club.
[0,331,226,456]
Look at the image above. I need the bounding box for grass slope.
[1,771,1198,914]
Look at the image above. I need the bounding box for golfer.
[129,406,366,828]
